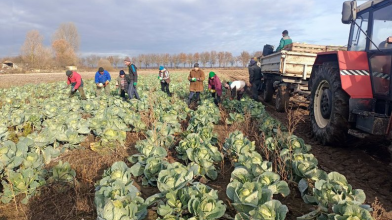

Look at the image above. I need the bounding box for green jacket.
[275,36,292,52]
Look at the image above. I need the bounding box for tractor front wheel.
[309,63,349,145]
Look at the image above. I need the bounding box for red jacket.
[67,71,82,89]
[208,75,222,96]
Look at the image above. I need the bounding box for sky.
[0,0,355,58]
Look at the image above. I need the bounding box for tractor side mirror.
[387,37,392,44]
[342,1,357,24]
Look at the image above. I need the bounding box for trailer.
[259,43,346,112]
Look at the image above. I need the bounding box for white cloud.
[0,0,352,57]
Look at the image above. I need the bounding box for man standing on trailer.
[124,57,140,100]
[275,30,293,52]
[66,70,87,100]
[248,59,262,101]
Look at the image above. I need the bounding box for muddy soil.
[268,103,392,213]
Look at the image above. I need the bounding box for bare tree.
[52,39,77,66]
[169,54,175,68]
[151,54,159,68]
[92,55,100,67]
[107,56,115,67]
[112,55,121,68]
[252,51,263,58]
[79,57,87,67]
[200,52,210,67]
[98,59,114,71]
[239,51,251,67]
[172,54,181,68]
[146,54,154,68]
[193,52,200,65]
[210,51,217,67]
[224,51,233,67]
[223,52,234,67]
[178,53,186,68]
[162,53,170,67]
[217,51,225,67]
[186,53,193,67]
[20,30,44,68]
[53,22,80,52]
[137,55,145,68]
[85,55,94,67]
[35,46,53,69]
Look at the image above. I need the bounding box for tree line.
[1,23,263,71]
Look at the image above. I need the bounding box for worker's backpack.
[263,44,274,56]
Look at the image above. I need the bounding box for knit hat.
[250,59,257,66]
[159,66,164,71]
[119,70,125,75]
[194,63,199,67]
[282,30,288,35]
[209,72,215,78]
[98,67,104,72]
[124,57,131,62]
[66,70,73,77]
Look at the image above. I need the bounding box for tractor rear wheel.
[263,79,274,102]
[309,63,349,145]
[275,85,289,112]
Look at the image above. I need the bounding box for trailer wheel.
[275,85,290,112]
[263,79,274,102]
[309,63,349,145]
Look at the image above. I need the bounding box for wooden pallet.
[326,45,347,51]
[283,43,346,54]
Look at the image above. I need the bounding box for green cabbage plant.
[95,161,148,220]
[157,162,199,193]
[1,167,46,204]
[226,181,273,213]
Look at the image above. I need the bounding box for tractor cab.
[308,0,392,144]
[346,0,392,101]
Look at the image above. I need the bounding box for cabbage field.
[0,73,374,219]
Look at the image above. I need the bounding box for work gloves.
[191,78,197,82]
[71,88,76,92]
[158,76,163,80]
[210,89,216,93]
[133,82,137,86]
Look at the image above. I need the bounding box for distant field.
[0,69,249,89]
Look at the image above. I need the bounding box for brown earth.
[1,69,391,219]
[218,69,392,218]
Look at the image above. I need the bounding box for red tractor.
[309,0,392,144]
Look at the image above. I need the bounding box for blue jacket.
[95,70,111,84]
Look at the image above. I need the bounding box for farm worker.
[124,57,140,100]
[66,70,86,100]
[95,67,111,96]
[223,80,246,101]
[187,63,205,105]
[275,30,293,52]
[158,65,171,97]
[248,59,262,101]
[116,70,128,100]
[208,71,222,106]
